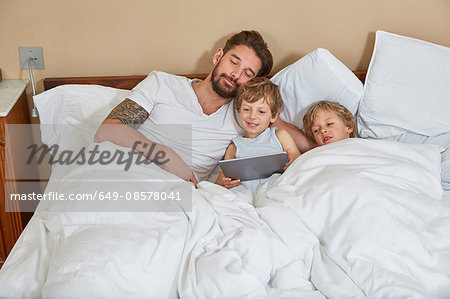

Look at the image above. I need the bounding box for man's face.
[211,45,262,99]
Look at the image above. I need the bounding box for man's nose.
[230,68,242,80]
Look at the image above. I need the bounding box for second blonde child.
[303,100,356,146]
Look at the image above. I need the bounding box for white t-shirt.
[128,71,242,181]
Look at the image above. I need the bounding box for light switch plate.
[19,47,44,69]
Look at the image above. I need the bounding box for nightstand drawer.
[0,80,32,266]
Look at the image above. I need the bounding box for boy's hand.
[217,170,240,189]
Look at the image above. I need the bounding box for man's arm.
[94,99,198,186]
[104,98,149,128]
[272,118,316,153]
[94,99,149,144]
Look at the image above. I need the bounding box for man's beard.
[211,64,239,99]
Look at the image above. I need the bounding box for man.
[94,30,314,185]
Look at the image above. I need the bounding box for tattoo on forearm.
[106,99,149,129]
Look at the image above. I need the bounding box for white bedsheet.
[1,139,449,298]
[255,139,450,298]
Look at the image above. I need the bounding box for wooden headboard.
[43,71,367,91]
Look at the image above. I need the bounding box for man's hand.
[188,171,199,189]
[273,118,316,153]
[95,122,198,187]
[158,146,198,188]
[284,148,296,170]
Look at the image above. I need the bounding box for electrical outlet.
[19,47,44,70]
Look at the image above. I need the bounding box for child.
[302,100,356,146]
[216,77,301,189]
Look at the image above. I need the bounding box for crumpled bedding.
[1,138,449,298]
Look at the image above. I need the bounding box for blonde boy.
[303,100,356,146]
[217,77,300,188]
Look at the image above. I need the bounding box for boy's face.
[238,97,278,138]
[311,109,353,146]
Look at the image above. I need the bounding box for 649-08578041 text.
[10,191,182,201]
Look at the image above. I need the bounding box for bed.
[0,30,449,298]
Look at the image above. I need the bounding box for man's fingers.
[286,148,293,160]
[191,171,199,188]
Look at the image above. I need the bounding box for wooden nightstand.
[0,80,34,268]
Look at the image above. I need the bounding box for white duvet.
[1,138,449,298]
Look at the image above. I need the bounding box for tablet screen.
[218,152,288,181]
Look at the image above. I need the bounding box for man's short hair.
[234,77,282,118]
[223,30,273,77]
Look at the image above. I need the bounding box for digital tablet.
[219,152,289,181]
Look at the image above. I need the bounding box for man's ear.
[213,48,224,65]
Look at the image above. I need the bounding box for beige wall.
[1,0,450,98]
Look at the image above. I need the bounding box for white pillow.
[357,30,450,138]
[34,85,130,149]
[270,48,363,130]
[381,131,450,191]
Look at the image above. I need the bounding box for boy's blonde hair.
[234,77,283,118]
[303,101,357,142]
